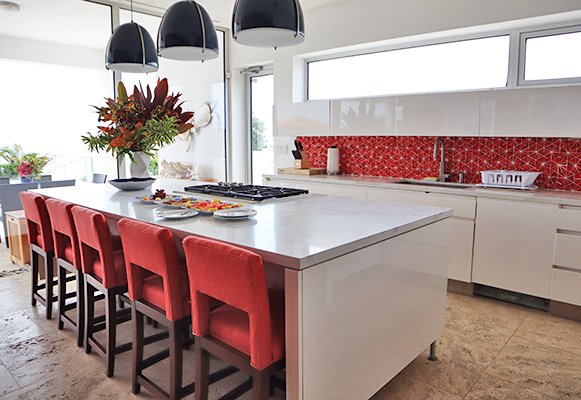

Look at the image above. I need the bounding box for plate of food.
[135,189,172,204]
[213,208,257,220]
[184,199,244,215]
[153,195,196,208]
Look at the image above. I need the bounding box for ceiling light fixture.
[158,0,219,62]
[0,1,20,12]
[105,0,159,73]
[232,0,305,49]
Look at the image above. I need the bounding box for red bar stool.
[20,191,57,320]
[118,218,192,399]
[71,206,132,377]
[45,198,85,347]
[183,236,286,400]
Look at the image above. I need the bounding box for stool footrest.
[142,349,169,370]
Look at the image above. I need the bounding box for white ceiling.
[132,0,348,25]
[0,0,346,50]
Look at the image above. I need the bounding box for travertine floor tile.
[0,311,44,348]
[486,336,581,399]
[514,310,581,356]
[464,375,558,400]
[0,363,18,396]
[370,372,462,400]
[401,355,481,397]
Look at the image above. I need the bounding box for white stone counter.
[264,173,581,206]
[33,178,451,270]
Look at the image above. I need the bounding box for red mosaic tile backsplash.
[297,136,581,191]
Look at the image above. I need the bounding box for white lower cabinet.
[472,198,558,298]
[550,268,581,306]
[367,188,475,282]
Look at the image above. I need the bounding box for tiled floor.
[0,245,580,400]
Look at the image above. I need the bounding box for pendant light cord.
[130,0,134,22]
[194,1,207,57]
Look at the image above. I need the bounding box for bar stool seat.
[209,292,285,364]
[20,191,57,320]
[141,273,190,315]
[92,249,127,286]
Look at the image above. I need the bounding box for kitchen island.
[34,179,452,400]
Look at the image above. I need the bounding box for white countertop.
[264,174,581,207]
[33,179,452,270]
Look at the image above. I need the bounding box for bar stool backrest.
[118,218,187,321]
[19,191,53,252]
[71,206,119,288]
[183,235,274,370]
[45,198,80,269]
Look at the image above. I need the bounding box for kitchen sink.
[393,179,475,189]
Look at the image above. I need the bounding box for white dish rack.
[479,170,540,190]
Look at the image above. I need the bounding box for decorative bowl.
[108,177,155,191]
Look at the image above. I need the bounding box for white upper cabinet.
[330,97,396,136]
[480,86,581,137]
[275,100,330,137]
[395,92,481,136]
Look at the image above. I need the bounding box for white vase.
[130,152,150,178]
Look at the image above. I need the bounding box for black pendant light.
[105,0,158,73]
[158,1,219,62]
[232,0,305,48]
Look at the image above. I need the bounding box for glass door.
[250,73,274,184]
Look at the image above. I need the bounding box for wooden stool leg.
[31,250,39,306]
[45,255,54,320]
[169,319,184,399]
[84,279,94,354]
[252,368,270,400]
[57,264,66,330]
[105,290,117,377]
[76,272,85,348]
[194,339,209,400]
[131,304,144,394]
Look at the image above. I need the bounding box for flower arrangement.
[0,144,51,180]
[81,78,194,160]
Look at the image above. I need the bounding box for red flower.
[18,162,33,177]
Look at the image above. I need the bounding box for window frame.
[305,21,581,101]
[518,24,581,87]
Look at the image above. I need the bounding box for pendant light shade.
[232,0,305,48]
[158,1,219,61]
[105,22,159,73]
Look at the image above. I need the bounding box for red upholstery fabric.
[141,274,190,318]
[71,206,126,289]
[183,236,284,371]
[118,218,189,321]
[209,290,285,365]
[92,249,127,286]
[19,192,53,252]
[45,198,80,269]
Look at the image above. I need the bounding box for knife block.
[294,151,310,169]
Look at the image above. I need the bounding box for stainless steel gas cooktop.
[184,183,309,202]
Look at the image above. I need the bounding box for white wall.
[227,0,581,175]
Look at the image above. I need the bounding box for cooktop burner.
[184,184,309,202]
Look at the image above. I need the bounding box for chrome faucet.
[433,138,449,182]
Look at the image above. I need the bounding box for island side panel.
[301,219,450,400]
[284,268,303,400]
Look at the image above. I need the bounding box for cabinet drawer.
[367,188,475,219]
[557,207,581,232]
[550,268,581,306]
[553,233,581,271]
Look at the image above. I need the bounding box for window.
[308,35,510,100]
[520,26,581,84]
[250,73,274,184]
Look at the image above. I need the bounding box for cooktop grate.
[184,184,309,201]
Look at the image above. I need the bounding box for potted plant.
[81,78,194,178]
[0,144,51,182]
